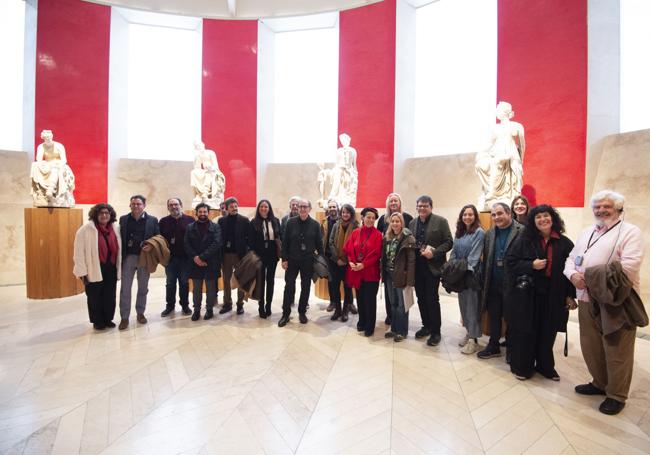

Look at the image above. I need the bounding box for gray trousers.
[222,252,244,306]
[119,254,151,319]
[192,278,217,311]
[458,288,482,338]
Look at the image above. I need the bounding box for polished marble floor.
[1,278,649,454]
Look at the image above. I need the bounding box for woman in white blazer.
[73,203,122,330]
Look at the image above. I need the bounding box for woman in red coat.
[344,207,383,336]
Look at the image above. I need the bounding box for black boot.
[191,309,201,321]
[341,305,349,322]
[265,302,272,317]
[258,303,267,319]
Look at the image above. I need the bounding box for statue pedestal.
[479,211,493,230]
[24,207,84,299]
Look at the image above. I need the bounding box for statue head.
[339,133,351,147]
[495,101,514,121]
[41,130,53,143]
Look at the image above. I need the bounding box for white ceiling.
[83,0,384,19]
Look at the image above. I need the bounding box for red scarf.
[540,231,561,278]
[96,222,118,265]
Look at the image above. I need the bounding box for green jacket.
[408,213,453,276]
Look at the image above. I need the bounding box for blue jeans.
[165,255,190,307]
[385,272,409,336]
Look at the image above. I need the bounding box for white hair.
[288,195,301,205]
[591,189,625,210]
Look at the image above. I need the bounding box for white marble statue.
[475,101,525,210]
[328,133,358,207]
[190,140,225,209]
[30,130,76,207]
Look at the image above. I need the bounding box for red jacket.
[343,225,382,288]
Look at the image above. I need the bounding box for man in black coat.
[217,197,252,314]
[185,203,222,321]
[477,202,524,360]
[278,199,323,327]
[118,194,160,330]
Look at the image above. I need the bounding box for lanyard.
[583,220,622,255]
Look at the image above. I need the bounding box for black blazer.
[184,221,222,279]
[217,214,252,259]
[250,216,281,263]
[119,212,159,256]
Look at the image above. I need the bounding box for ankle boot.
[341,305,349,322]
[265,302,272,317]
[258,303,266,319]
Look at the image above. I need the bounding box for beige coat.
[73,222,122,283]
[138,235,170,273]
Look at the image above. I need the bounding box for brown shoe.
[326,303,335,312]
[118,319,129,330]
[137,314,147,324]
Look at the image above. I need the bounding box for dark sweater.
[159,214,194,258]
[281,216,323,261]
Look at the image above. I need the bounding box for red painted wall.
[339,0,396,208]
[202,20,258,207]
[497,0,587,207]
[35,0,110,204]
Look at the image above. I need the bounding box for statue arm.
[36,144,44,162]
[517,126,526,160]
[58,143,68,164]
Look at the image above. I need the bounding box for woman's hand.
[532,259,547,270]
[337,259,346,267]
[565,297,578,310]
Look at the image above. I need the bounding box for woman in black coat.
[505,204,577,381]
[251,199,281,319]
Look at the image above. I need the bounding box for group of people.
[73,189,645,416]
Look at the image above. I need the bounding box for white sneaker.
[461,339,478,355]
[458,334,470,347]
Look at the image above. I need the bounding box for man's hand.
[193,256,207,267]
[570,272,586,290]
[420,246,434,259]
[282,261,288,270]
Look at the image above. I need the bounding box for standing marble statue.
[190,141,225,209]
[475,101,525,210]
[30,129,76,207]
[328,133,358,207]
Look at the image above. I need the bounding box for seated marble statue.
[328,133,358,207]
[475,101,525,210]
[30,129,76,207]
[190,140,225,209]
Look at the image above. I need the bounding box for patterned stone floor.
[1,278,649,454]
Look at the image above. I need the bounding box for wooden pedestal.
[479,211,493,230]
[24,207,84,299]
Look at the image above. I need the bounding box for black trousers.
[258,259,278,306]
[282,257,314,315]
[191,278,217,311]
[357,281,379,334]
[329,261,353,312]
[509,290,558,378]
[414,262,441,335]
[487,284,506,347]
[85,262,117,324]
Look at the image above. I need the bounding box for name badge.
[127,240,133,247]
[496,259,504,267]
[575,256,583,266]
[170,237,176,245]
[264,242,269,249]
[226,241,231,248]
[300,243,307,251]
